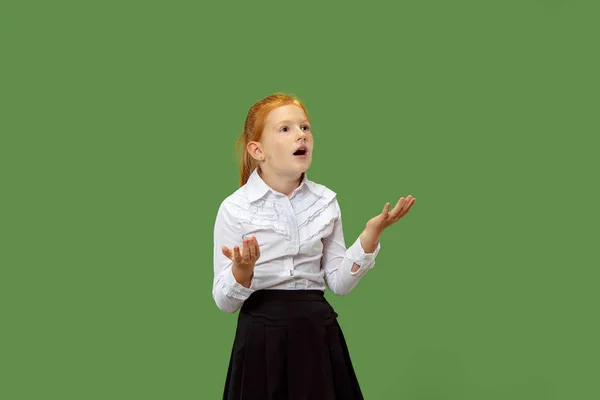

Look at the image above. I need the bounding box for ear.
[247,141,263,161]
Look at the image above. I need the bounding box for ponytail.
[236,131,258,187]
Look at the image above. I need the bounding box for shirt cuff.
[347,236,381,276]
[221,267,255,300]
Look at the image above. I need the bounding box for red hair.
[235,93,310,187]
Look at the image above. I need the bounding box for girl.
[213,93,416,399]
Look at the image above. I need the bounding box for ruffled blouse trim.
[225,182,338,241]
[227,195,291,240]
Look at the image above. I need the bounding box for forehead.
[265,104,308,126]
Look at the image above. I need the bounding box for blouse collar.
[246,168,318,203]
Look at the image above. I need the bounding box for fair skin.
[247,103,313,197]
[221,104,417,287]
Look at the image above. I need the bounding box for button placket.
[285,197,300,276]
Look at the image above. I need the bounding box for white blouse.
[212,168,382,313]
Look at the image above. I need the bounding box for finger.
[391,198,404,218]
[398,196,409,216]
[400,197,416,217]
[248,237,256,261]
[233,245,241,264]
[243,239,250,262]
[382,202,390,215]
[222,245,231,260]
[254,236,261,259]
[240,240,247,263]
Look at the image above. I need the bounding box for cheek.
[272,143,289,160]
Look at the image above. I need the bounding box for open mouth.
[293,149,308,156]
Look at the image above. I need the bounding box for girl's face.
[251,104,313,178]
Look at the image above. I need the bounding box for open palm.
[365,195,416,234]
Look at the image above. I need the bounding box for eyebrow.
[274,119,310,127]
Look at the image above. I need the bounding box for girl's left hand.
[365,195,416,234]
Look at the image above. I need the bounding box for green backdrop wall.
[2,1,598,399]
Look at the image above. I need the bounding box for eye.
[280,126,289,133]
[301,125,311,131]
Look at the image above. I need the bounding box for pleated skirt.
[222,289,364,400]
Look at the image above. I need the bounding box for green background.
[2,1,598,399]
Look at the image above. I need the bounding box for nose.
[295,127,308,142]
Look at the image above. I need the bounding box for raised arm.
[321,193,416,295]
[321,199,381,296]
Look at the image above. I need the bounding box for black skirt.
[222,289,364,400]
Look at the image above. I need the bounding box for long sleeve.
[321,199,381,296]
[212,201,255,313]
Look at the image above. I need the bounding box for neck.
[258,168,304,197]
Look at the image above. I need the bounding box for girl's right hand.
[221,236,260,284]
